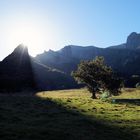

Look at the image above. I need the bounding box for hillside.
[0,45,35,91]
[0,45,77,91]
[35,32,140,87]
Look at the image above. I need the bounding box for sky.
[0,0,140,60]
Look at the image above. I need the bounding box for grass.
[37,88,140,99]
[37,88,91,98]
[113,88,140,99]
[0,88,140,140]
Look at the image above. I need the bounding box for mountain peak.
[0,44,35,91]
[2,44,29,64]
[126,32,140,49]
[13,44,28,54]
[128,32,138,36]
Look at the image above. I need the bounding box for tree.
[72,56,123,99]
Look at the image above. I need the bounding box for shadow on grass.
[113,99,140,106]
[0,94,139,140]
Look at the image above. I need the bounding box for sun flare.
[6,19,52,56]
[9,24,45,56]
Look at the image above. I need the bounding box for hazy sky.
[0,0,140,60]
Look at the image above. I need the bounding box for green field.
[0,88,140,140]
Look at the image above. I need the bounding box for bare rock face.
[126,32,140,49]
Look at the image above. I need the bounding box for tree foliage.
[72,56,123,99]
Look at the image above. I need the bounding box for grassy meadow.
[0,88,139,140]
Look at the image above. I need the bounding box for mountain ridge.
[0,44,78,92]
[35,32,140,87]
[0,32,140,91]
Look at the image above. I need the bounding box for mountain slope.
[0,45,35,91]
[31,59,78,90]
[0,45,77,92]
[35,46,140,75]
[35,32,140,87]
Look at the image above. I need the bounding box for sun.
[7,20,49,56]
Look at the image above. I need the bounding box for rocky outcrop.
[126,32,140,49]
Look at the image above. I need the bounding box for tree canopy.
[72,56,123,99]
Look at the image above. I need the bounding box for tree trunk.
[91,92,97,99]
